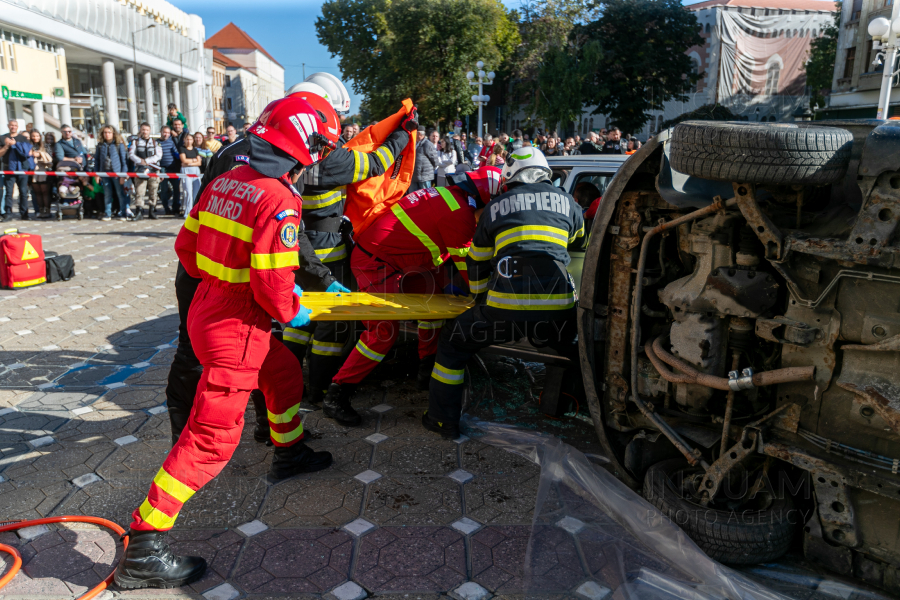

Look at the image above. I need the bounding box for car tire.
[669,121,853,186]
[643,458,798,565]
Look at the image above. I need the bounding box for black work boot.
[114,529,207,589]
[308,385,327,405]
[269,441,333,480]
[417,354,437,391]
[421,411,460,440]
[149,205,157,220]
[323,382,361,426]
[249,390,271,444]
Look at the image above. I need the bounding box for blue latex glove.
[293,284,303,298]
[443,284,468,297]
[288,304,312,328]
[326,281,350,295]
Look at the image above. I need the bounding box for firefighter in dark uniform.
[165,120,340,449]
[284,103,418,404]
[422,147,585,438]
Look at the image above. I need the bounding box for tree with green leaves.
[316,0,519,126]
[805,6,840,111]
[577,0,703,134]
[513,0,597,131]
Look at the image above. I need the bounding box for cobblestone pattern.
[0,218,601,599]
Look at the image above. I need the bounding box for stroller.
[53,160,84,221]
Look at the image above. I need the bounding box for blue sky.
[177,0,530,114]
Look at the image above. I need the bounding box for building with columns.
[1,0,209,143]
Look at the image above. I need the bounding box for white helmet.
[304,72,351,114]
[500,145,551,187]
[285,81,330,100]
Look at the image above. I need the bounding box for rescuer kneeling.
[115,97,333,589]
[322,167,503,426]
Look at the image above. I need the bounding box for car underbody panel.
[577,120,900,593]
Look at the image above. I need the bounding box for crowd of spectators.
[0,103,241,223]
[409,125,642,190]
[0,106,642,223]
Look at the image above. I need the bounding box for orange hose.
[0,516,128,600]
[0,544,22,588]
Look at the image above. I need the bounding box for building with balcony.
[824,0,897,118]
[1,0,210,142]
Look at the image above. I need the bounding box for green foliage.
[579,0,703,134]
[532,40,601,131]
[515,0,597,130]
[316,0,519,125]
[659,103,738,130]
[805,5,840,110]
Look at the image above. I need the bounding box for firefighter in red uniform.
[322,167,502,426]
[115,97,333,590]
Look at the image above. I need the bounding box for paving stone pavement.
[0,216,600,600]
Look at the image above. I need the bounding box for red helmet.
[286,90,341,145]
[248,97,326,166]
[466,166,502,204]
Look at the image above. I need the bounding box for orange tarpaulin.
[343,99,417,237]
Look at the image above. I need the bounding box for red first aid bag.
[1,232,46,289]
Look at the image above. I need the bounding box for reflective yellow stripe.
[375,146,394,170]
[311,340,343,356]
[436,187,460,211]
[251,252,299,270]
[495,225,569,252]
[486,290,575,311]
[283,328,311,345]
[152,467,196,503]
[302,188,345,209]
[197,253,250,283]
[418,320,445,330]
[432,362,464,385]
[469,245,493,261]
[270,423,304,444]
[352,151,370,183]
[12,276,45,287]
[268,402,300,424]
[569,223,585,243]
[453,260,467,271]
[314,244,347,263]
[138,498,178,529]
[470,277,489,293]
[184,215,200,233]
[356,339,385,362]
[199,211,253,243]
[448,247,469,257]
[391,203,444,266]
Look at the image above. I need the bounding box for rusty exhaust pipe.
[648,335,816,391]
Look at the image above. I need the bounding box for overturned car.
[577,120,900,593]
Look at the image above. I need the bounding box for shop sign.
[1,86,42,101]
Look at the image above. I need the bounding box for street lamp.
[868,9,900,119]
[467,60,495,136]
[132,23,155,133]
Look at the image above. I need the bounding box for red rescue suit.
[131,165,305,531]
[333,185,476,385]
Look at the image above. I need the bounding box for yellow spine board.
[301,292,474,321]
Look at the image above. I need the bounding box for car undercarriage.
[577,119,900,594]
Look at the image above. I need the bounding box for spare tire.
[670,121,852,186]
[643,458,798,565]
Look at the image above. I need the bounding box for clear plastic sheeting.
[462,416,890,600]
